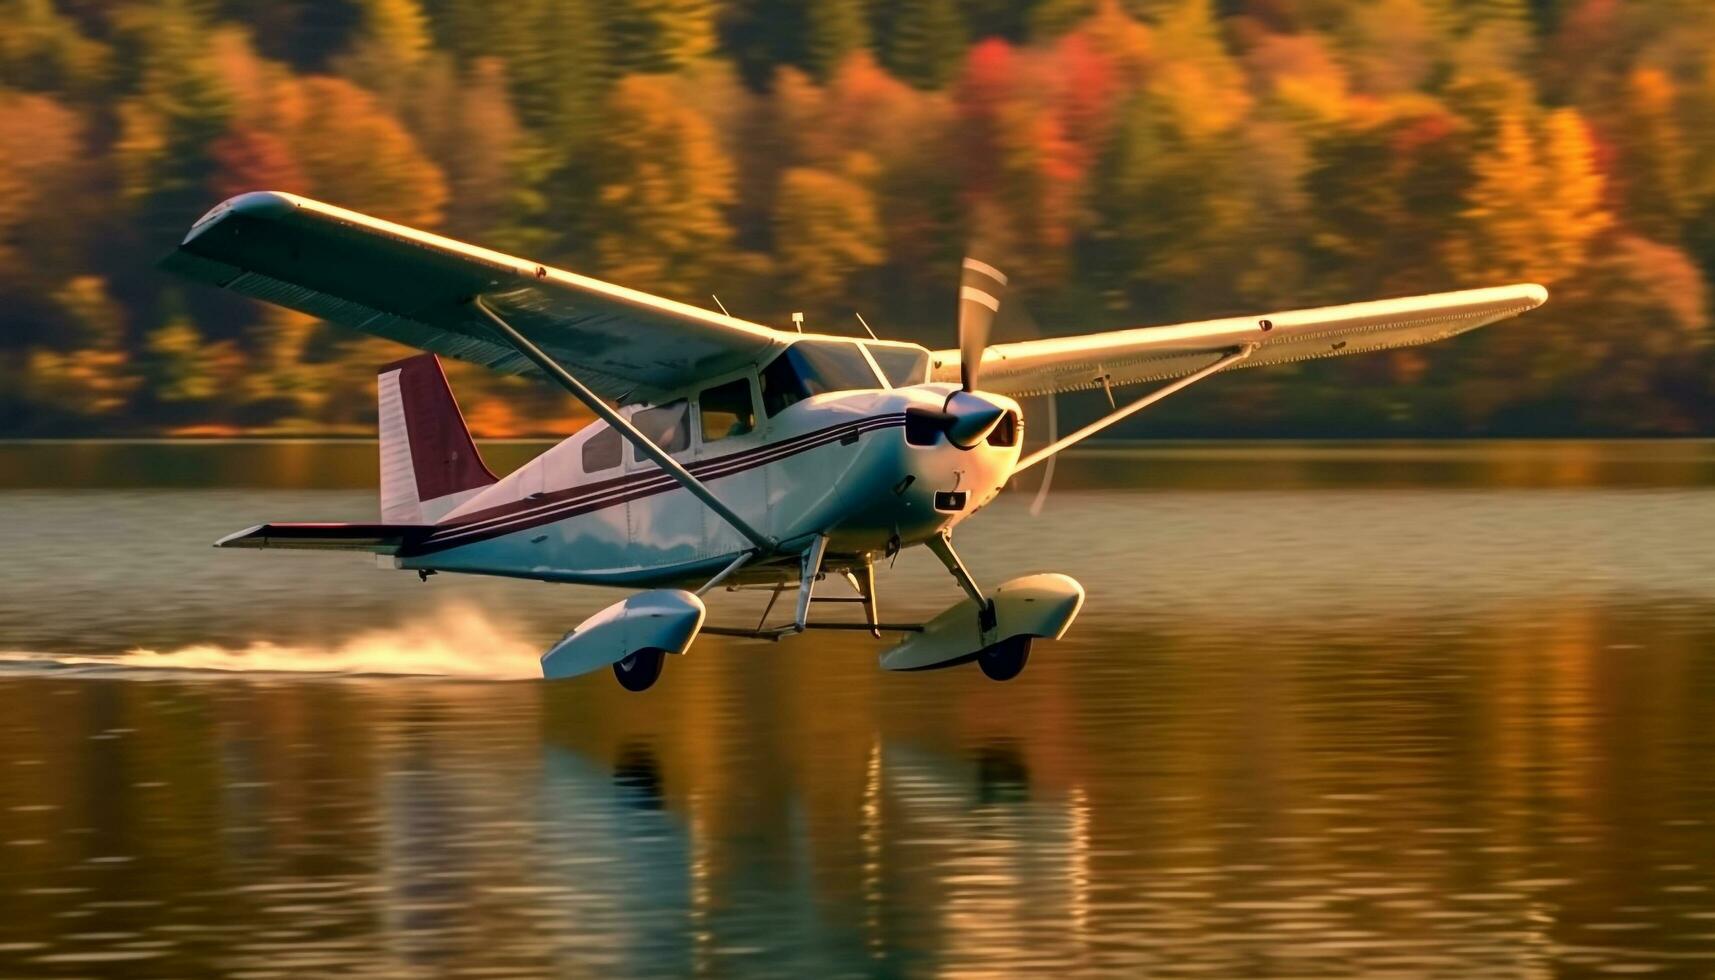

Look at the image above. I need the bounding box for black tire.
[977,635,1032,681]
[612,648,667,692]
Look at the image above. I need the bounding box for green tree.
[807,0,871,79]
[1304,108,1471,298]
[1460,0,1531,32]
[1083,90,1255,316]
[0,0,108,93]
[339,0,433,108]
[114,0,234,247]
[469,0,609,147]
[888,0,966,88]
[144,315,245,423]
[605,0,716,72]
[22,277,138,420]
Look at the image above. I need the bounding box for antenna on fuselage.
[791,312,804,333]
[711,294,731,317]
[853,312,878,340]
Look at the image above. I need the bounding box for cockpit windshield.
[866,344,930,387]
[760,340,883,416]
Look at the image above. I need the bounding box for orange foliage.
[210,127,310,199]
[278,76,448,226]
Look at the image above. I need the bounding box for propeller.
[930,257,1009,447]
[993,296,1056,516]
[1029,393,1057,516]
[958,257,1007,392]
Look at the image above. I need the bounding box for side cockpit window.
[760,341,882,417]
[581,424,621,473]
[700,378,755,442]
[630,400,690,462]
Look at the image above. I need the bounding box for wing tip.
[181,190,301,245]
[214,524,267,548]
[1517,283,1549,309]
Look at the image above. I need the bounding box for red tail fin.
[377,354,497,523]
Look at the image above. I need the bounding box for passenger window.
[581,424,621,472]
[700,378,755,442]
[630,400,690,462]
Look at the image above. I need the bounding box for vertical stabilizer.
[377,354,497,523]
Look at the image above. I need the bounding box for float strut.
[793,535,829,633]
[844,563,881,638]
[926,530,996,633]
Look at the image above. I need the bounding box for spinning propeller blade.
[996,291,1056,516]
[1029,393,1057,517]
[959,257,1007,392]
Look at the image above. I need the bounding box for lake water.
[1,441,1713,977]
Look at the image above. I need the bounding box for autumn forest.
[1,0,1711,436]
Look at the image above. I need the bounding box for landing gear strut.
[924,529,1027,677]
[926,530,997,632]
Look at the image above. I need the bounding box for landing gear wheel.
[613,648,666,692]
[977,635,1032,681]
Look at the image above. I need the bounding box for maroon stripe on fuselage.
[405,413,905,555]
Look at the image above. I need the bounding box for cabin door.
[621,399,701,567]
[692,374,767,560]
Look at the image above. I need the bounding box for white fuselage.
[396,381,1022,587]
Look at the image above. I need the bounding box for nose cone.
[942,390,1008,448]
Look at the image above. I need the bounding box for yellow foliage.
[593,74,736,292]
[1452,109,1609,286]
[1074,0,1154,88]
[1246,33,1352,126]
[146,321,246,405]
[114,100,168,208]
[1147,0,1250,141]
[25,348,137,416]
[774,167,885,309]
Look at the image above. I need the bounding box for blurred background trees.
[0,0,1710,436]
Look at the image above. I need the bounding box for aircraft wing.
[929,284,1548,398]
[161,191,786,403]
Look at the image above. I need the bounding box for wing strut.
[1012,344,1256,474]
[470,297,779,554]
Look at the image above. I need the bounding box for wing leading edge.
[162,191,786,403]
[931,284,1548,398]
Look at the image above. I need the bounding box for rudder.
[378,354,497,523]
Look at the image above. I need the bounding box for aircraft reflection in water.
[512,737,1090,975]
[165,191,1548,691]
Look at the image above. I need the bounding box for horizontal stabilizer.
[215,523,432,553]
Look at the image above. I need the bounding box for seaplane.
[163,191,1549,690]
